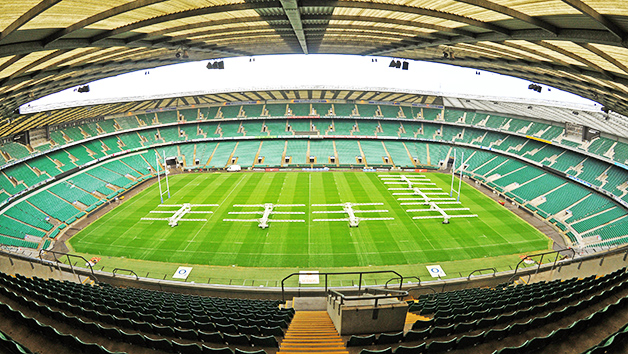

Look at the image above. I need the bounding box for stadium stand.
[1,106,628,252]
[308,140,336,165]
[335,140,363,166]
[233,141,262,167]
[383,142,414,167]
[285,140,308,165]
[360,140,390,166]
[256,140,285,167]
[207,142,237,168]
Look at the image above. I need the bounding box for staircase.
[277,311,348,354]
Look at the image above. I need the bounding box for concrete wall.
[327,295,407,335]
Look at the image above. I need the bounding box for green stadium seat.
[347,334,376,347]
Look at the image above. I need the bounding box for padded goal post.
[156,150,171,203]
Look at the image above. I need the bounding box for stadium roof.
[2,0,628,136]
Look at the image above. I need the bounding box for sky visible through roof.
[21,54,600,113]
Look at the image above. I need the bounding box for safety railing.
[467,267,497,280]
[508,248,575,283]
[385,276,421,288]
[38,249,98,283]
[281,270,403,302]
[328,287,408,308]
[112,268,139,280]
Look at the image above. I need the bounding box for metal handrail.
[112,268,139,280]
[467,267,497,280]
[281,270,403,302]
[508,248,575,283]
[328,288,408,307]
[385,276,421,288]
[38,249,98,283]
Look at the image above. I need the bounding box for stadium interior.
[2,1,628,353]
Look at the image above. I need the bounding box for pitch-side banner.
[426,265,446,278]
[299,271,320,284]
[173,266,193,279]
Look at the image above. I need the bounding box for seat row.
[36,276,283,310]
[348,278,628,354]
[0,300,274,354]
[0,284,283,346]
[579,322,628,354]
[412,268,626,324]
[0,328,33,354]
[0,301,125,354]
[355,293,628,354]
[411,271,626,316]
[1,273,292,330]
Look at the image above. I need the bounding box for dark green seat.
[234,349,266,354]
[122,331,145,346]
[175,327,198,340]
[508,320,529,336]
[455,332,484,349]
[393,343,425,354]
[224,333,250,346]
[201,345,234,354]
[425,338,456,354]
[132,319,154,334]
[404,329,429,342]
[429,324,453,338]
[483,328,508,342]
[115,316,134,329]
[359,348,393,354]
[238,325,260,335]
[412,319,434,330]
[216,323,239,334]
[153,324,176,337]
[453,321,474,334]
[177,319,196,329]
[100,326,122,341]
[158,316,177,327]
[173,341,203,354]
[197,321,217,332]
[347,334,375,347]
[146,337,173,352]
[250,335,278,348]
[199,331,225,344]
[376,332,403,345]
[260,326,283,337]
[494,340,529,354]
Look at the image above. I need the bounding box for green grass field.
[68,172,550,273]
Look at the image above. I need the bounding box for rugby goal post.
[156,150,171,203]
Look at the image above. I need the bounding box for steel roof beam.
[561,0,626,41]
[454,0,559,35]
[363,28,622,56]
[0,0,62,41]
[280,0,308,54]
[42,0,169,46]
[89,2,282,44]
[301,0,511,35]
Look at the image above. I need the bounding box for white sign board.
[173,266,193,279]
[299,271,320,284]
[426,265,446,278]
